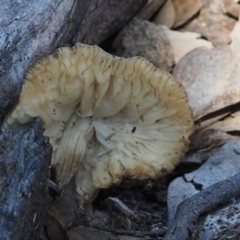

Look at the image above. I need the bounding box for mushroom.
[4,43,194,203]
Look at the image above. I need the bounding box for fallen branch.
[163,172,240,240]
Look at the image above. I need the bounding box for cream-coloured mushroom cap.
[5,43,194,203]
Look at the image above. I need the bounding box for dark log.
[0,118,52,240]
[0,0,147,123]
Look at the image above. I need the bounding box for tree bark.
[0,118,52,240]
[0,0,146,123]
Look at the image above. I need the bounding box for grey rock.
[112,18,174,72]
[168,140,240,224]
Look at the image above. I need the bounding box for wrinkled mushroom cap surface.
[5,43,194,203]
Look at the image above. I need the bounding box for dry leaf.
[189,128,237,153]
[186,109,240,163]
[222,0,240,18]
[172,0,202,28]
[67,226,114,240]
[49,184,83,223]
[173,45,240,119]
[153,0,176,28]
[42,212,70,240]
[154,0,202,28]
[195,110,230,131]
[163,27,213,63]
[207,111,240,132]
[136,0,167,20]
[230,20,240,52]
[183,0,236,45]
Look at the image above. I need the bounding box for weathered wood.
[0,0,146,122]
[163,172,240,240]
[0,118,52,240]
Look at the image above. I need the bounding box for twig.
[93,225,167,237]
[47,179,62,198]
[163,172,240,240]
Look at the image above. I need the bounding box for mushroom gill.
[4,43,194,203]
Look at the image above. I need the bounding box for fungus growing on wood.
[5,43,194,203]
